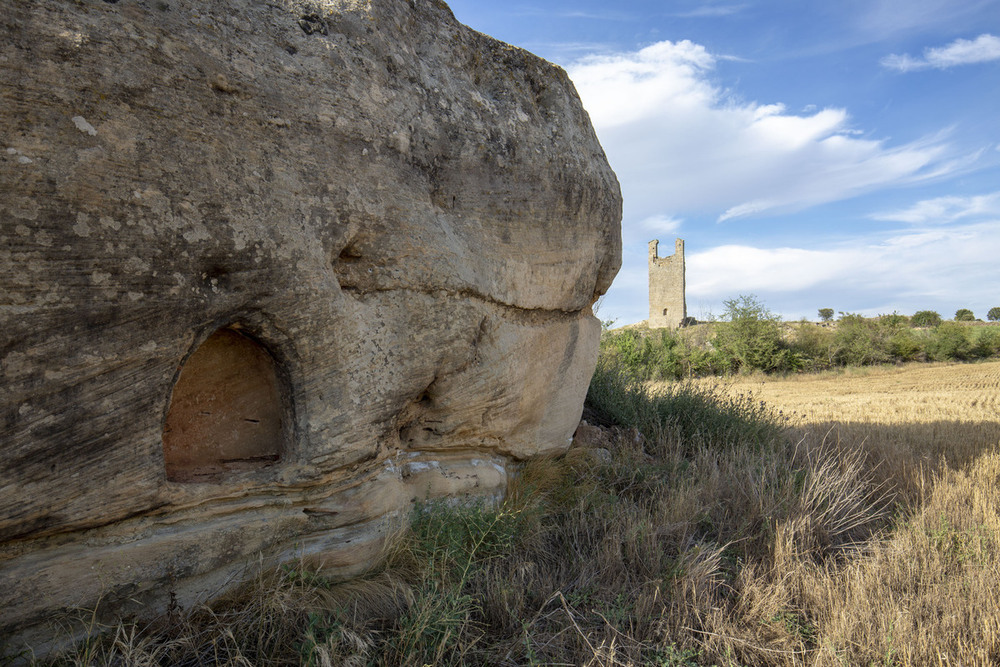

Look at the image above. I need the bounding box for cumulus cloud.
[683,221,1000,317]
[687,245,851,295]
[871,192,1000,223]
[570,41,716,130]
[882,33,1000,71]
[601,218,1000,324]
[567,41,957,223]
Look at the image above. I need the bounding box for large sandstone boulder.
[0,0,621,645]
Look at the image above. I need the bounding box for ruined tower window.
[162,327,286,482]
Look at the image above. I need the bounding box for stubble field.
[703,360,1000,498]
[687,360,1000,665]
[711,360,1000,425]
[24,360,1000,666]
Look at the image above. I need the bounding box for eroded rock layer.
[0,0,621,644]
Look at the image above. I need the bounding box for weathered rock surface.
[0,0,621,646]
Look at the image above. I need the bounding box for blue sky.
[446,0,1000,324]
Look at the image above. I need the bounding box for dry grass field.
[710,360,1000,425]
[683,360,1000,665]
[23,360,1000,666]
[701,360,1000,500]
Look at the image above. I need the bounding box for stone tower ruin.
[648,239,686,328]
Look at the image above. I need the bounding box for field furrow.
[695,360,1000,426]
[679,361,1000,492]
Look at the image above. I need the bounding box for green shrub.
[830,313,892,366]
[955,309,975,322]
[601,328,645,372]
[712,294,796,373]
[889,328,924,361]
[826,313,922,366]
[988,307,1000,322]
[599,328,720,381]
[911,310,942,328]
[601,301,991,377]
[927,322,973,361]
[972,327,1000,358]
[880,313,922,361]
[586,353,783,451]
[790,322,834,370]
[880,312,910,329]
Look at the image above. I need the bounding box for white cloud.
[882,33,1000,71]
[880,54,922,71]
[871,192,1000,223]
[858,0,980,38]
[600,219,1000,324]
[670,4,747,18]
[567,40,958,223]
[683,221,1000,317]
[513,8,633,21]
[688,246,854,295]
[570,41,716,130]
[639,214,683,234]
[565,38,994,325]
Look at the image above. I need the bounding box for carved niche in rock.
[163,327,288,482]
[0,0,622,648]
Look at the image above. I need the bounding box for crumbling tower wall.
[648,239,686,328]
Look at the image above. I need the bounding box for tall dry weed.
[20,359,1000,666]
[795,452,1000,666]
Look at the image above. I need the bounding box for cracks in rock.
[395,377,442,449]
[298,14,328,36]
[470,314,488,367]
[325,230,597,325]
[338,284,588,326]
[337,242,363,262]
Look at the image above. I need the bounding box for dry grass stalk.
[16,360,1000,666]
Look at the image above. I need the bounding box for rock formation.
[0,0,621,647]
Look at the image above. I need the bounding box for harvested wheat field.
[695,360,1000,501]
[23,360,1000,666]
[681,360,1000,666]
[713,360,1000,425]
